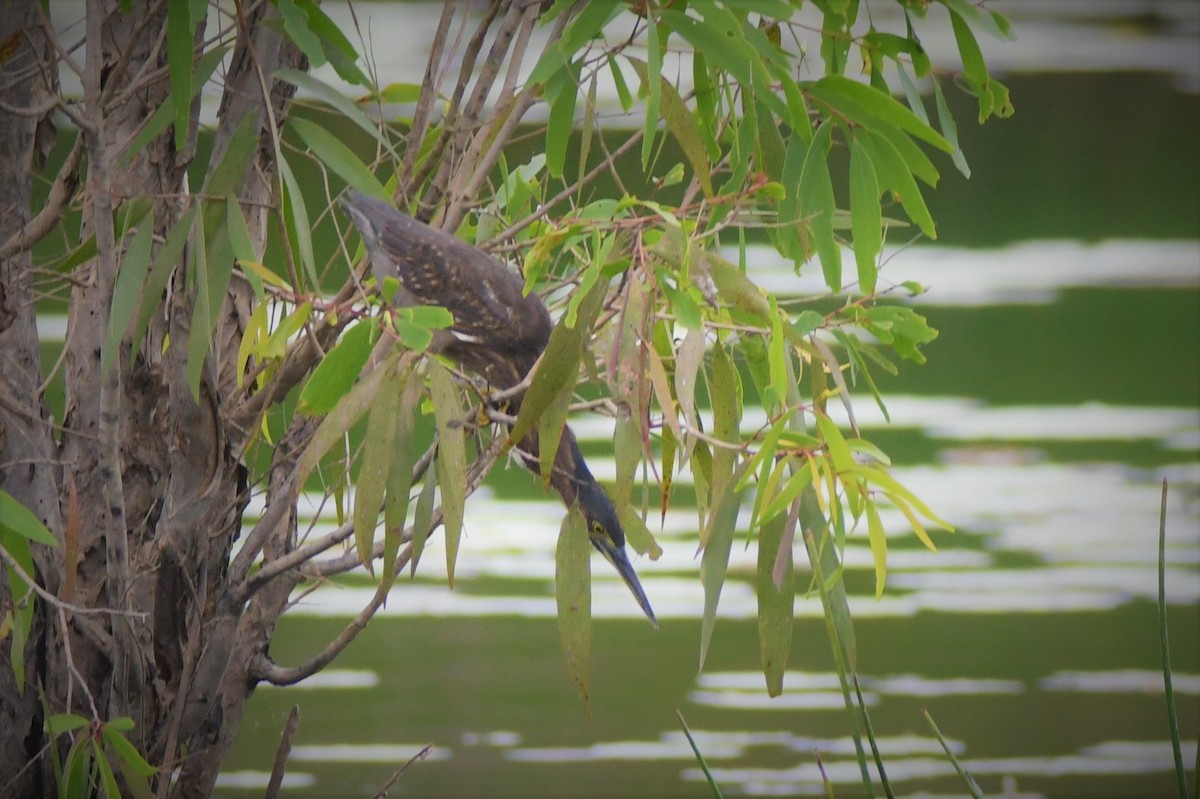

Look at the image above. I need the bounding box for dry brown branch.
[0,132,83,259]
[265,706,301,799]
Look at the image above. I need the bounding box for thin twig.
[58,608,100,721]
[481,127,645,249]
[0,530,145,619]
[255,430,510,685]
[372,744,434,799]
[0,133,84,259]
[264,706,301,799]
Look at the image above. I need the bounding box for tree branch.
[0,132,83,259]
[83,2,134,685]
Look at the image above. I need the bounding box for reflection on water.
[213,233,1200,796]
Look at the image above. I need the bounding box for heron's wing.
[342,193,552,385]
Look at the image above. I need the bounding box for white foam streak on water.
[507,732,952,763]
[279,448,1198,619]
[213,771,316,790]
[1040,668,1200,695]
[697,670,1025,696]
[257,668,379,690]
[567,398,1200,456]
[687,740,1200,793]
[287,744,452,763]
[736,239,1200,305]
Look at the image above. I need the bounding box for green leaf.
[184,212,211,402]
[299,320,376,415]
[204,114,258,199]
[277,0,326,67]
[629,58,714,197]
[276,69,401,161]
[0,490,57,548]
[430,361,466,588]
[279,155,319,288]
[662,10,754,93]
[800,485,857,671]
[378,82,422,103]
[167,0,195,150]
[538,378,575,489]
[847,464,954,531]
[297,347,398,489]
[792,309,825,337]
[807,74,951,153]
[260,302,312,360]
[896,63,929,125]
[608,54,633,113]
[704,343,741,548]
[940,0,1016,41]
[102,221,154,377]
[290,117,388,200]
[641,19,662,170]
[692,52,722,161]
[700,479,745,671]
[95,741,121,799]
[949,8,987,86]
[764,302,788,412]
[101,727,157,777]
[859,128,936,239]
[528,0,622,87]
[131,205,197,364]
[507,277,606,450]
[675,709,726,799]
[119,45,227,167]
[556,508,592,716]
[382,376,421,588]
[756,457,814,529]
[353,363,403,572]
[799,119,841,290]
[757,511,794,696]
[778,134,811,267]
[848,136,882,294]
[410,458,437,577]
[45,713,88,735]
[933,77,971,178]
[544,61,581,180]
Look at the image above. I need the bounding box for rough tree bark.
[0,1,581,794]
[0,0,307,794]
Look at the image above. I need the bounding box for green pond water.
[74,4,1191,797]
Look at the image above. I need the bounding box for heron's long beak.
[594,538,658,628]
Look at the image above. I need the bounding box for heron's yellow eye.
[590,520,605,538]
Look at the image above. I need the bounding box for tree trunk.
[0,1,305,794]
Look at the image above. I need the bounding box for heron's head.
[575,479,658,627]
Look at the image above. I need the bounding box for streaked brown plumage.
[341,191,656,625]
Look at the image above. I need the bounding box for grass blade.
[923,709,984,799]
[675,709,724,799]
[1159,478,1190,799]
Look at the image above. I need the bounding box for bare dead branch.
[396,1,457,206]
[264,706,301,799]
[254,427,510,685]
[0,132,83,259]
[0,544,146,619]
[482,127,645,249]
[371,743,434,799]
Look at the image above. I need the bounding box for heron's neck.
[517,424,591,507]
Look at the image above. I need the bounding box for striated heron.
[342,191,657,626]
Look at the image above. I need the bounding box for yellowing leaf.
[865,497,888,599]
